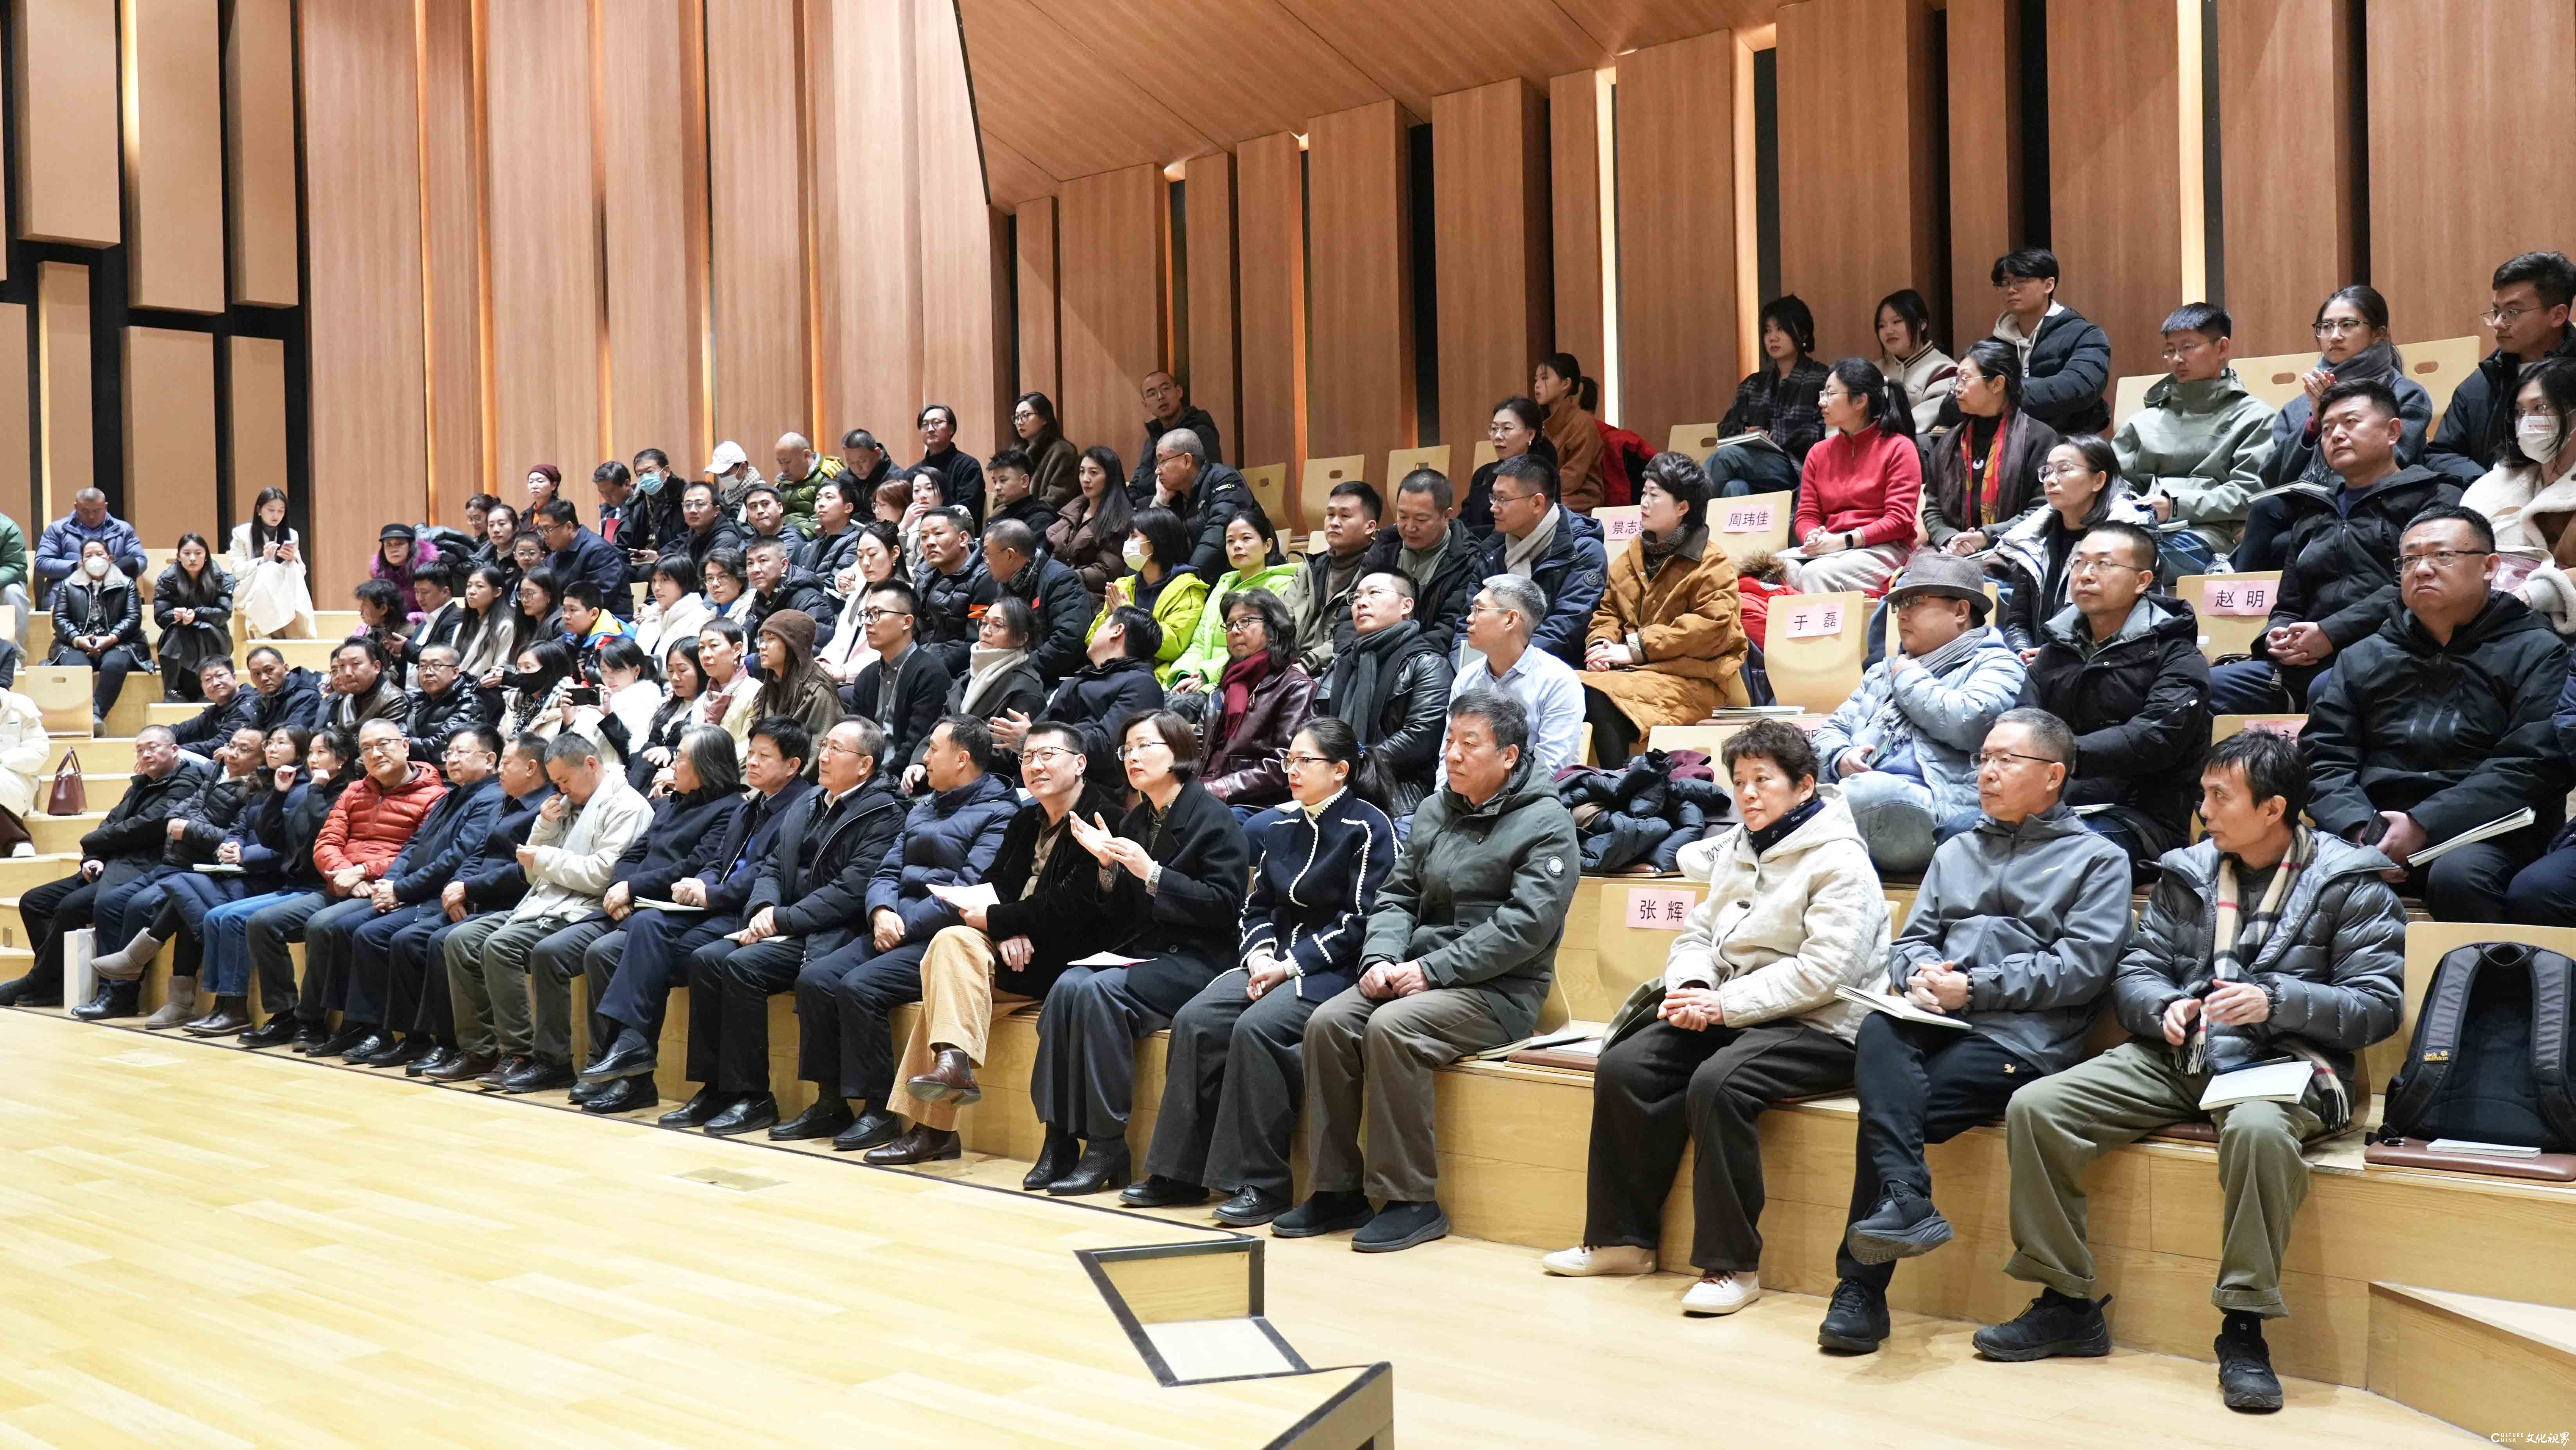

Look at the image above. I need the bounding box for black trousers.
[1585,1017,1858,1274]
[1836,1013,2034,1288]
[596,909,733,1037]
[796,939,930,1104]
[694,936,806,1094]
[1581,684,1641,767]
[341,901,444,1027]
[389,911,476,1043]
[17,872,99,996]
[1141,969,1322,1202]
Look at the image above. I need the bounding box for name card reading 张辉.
[1626,887,1699,930]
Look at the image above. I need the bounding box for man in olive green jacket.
[2113,303,2277,573]
[0,512,27,649]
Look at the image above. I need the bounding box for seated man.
[2428,250,2576,482]
[851,720,1123,1164]
[741,483,800,556]
[1359,470,1481,662]
[1280,693,1581,1253]
[403,735,559,1081]
[441,732,650,1091]
[324,638,410,735]
[1447,575,1584,781]
[2207,379,2460,713]
[33,486,147,602]
[770,431,841,537]
[557,580,632,666]
[1124,371,1226,503]
[281,718,449,1053]
[1809,555,2026,875]
[244,644,326,733]
[86,726,269,1024]
[1979,728,2402,1412]
[401,645,478,764]
[407,560,466,655]
[536,497,631,619]
[802,477,864,588]
[912,508,994,679]
[677,479,746,577]
[983,447,1058,537]
[171,657,260,755]
[0,726,209,1010]
[2111,303,2277,573]
[845,581,951,769]
[1816,709,2130,1356]
[2302,506,2568,922]
[1989,248,2113,436]
[1145,429,1256,578]
[743,536,835,647]
[789,715,1018,1152]
[1326,570,1453,822]
[1294,480,1383,682]
[1007,603,1163,791]
[2018,521,2210,867]
[981,519,1090,684]
[1470,454,1608,671]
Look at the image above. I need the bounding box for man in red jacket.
[286,719,448,1054]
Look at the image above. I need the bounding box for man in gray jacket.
[1977,729,2403,1413]
[1817,707,2132,1355]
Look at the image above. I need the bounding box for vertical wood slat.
[125,0,227,313]
[12,0,120,247]
[1056,165,1167,461]
[1183,151,1239,470]
[2216,0,2357,353]
[704,0,814,452]
[1945,0,2021,348]
[1237,132,1307,479]
[1777,0,1939,357]
[36,263,93,523]
[0,306,28,526]
[416,0,486,514]
[809,0,919,452]
[1433,79,1550,462]
[123,328,219,543]
[225,0,300,307]
[483,0,606,486]
[2046,0,2182,385]
[1305,99,1415,467]
[1615,31,1735,452]
[600,0,709,473]
[227,336,290,526]
[913,0,1001,454]
[1549,69,1604,380]
[1015,195,1061,404]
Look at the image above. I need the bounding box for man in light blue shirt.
[1444,575,1584,785]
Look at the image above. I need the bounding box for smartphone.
[569,687,600,707]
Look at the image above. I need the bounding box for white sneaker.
[8,841,32,857]
[1680,1272,1762,1315]
[1540,1244,1655,1277]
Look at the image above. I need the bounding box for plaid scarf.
[2198,825,2348,1125]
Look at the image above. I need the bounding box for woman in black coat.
[153,533,235,701]
[1026,708,1252,1197]
[49,537,152,724]
[1125,719,1396,1224]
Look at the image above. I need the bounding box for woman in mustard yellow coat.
[1581,452,1750,764]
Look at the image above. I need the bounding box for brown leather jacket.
[1197,664,1316,808]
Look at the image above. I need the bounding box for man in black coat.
[914,404,986,528]
[846,580,952,772]
[1143,432,1259,579]
[2018,522,2210,868]
[2208,380,2459,714]
[1328,571,1455,821]
[2428,250,2576,482]
[402,645,479,764]
[2306,506,2570,924]
[1017,605,1165,793]
[743,537,838,650]
[171,657,260,753]
[1990,247,2114,435]
[0,727,209,1011]
[242,648,327,734]
[678,479,747,578]
[92,725,272,1025]
[325,638,412,736]
[801,476,866,587]
[911,508,993,679]
[400,738,557,1082]
[982,519,1090,684]
[1360,471,1481,664]
[984,448,1060,541]
[1125,371,1225,503]
[535,499,632,619]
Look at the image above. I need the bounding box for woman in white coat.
[225,488,316,639]
[1544,720,1890,1316]
[631,557,714,662]
[0,683,49,856]
[2461,357,2576,633]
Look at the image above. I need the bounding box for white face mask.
[2520,416,2562,463]
[83,557,109,579]
[1122,540,1148,570]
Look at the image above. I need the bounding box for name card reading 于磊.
[2201,578,2274,618]
[1782,601,1846,639]
[1720,501,1779,535]
[1626,887,1699,930]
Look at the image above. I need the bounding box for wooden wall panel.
[36,264,92,522]
[1615,32,1735,450]
[300,0,427,598]
[1015,196,1061,404]
[126,0,227,313]
[1055,165,1167,461]
[225,0,300,307]
[913,0,1002,456]
[1945,0,2021,349]
[2367,0,2576,353]
[2047,0,2183,390]
[11,0,120,246]
[1183,151,1240,469]
[0,306,27,526]
[1549,69,1604,381]
[2218,0,2356,354]
[1777,0,1938,356]
[1306,99,1416,466]
[601,0,708,470]
[1237,133,1307,477]
[484,0,605,486]
[705,0,814,452]
[416,0,486,513]
[122,328,218,542]
[810,0,920,451]
[1434,79,1551,456]
[227,336,290,524]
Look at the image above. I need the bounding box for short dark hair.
[840,428,880,453]
[246,645,285,668]
[353,578,403,619]
[412,561,457,596]
[2317,376,2400,421]
[1130,506,1191,573]
[1359,568,1416,601]
[649,555,701,594]
[747,715,814,768]
[198,656,235,679]
[746,536,795,560]
[1107,604,1161,659]
[1720,718,1819,785]
[2082,519,2162,574]
[987,447,1032,475]
[1493,451,1558,504]
[682,479,718,504]
[867,580,919,616]
[561,578,607,611]
[930,712,995,771]
[1992,706,2075,767]
[742,482,782,506]
[1640,450,1714,533]
[1119,708,1199,784]
[1448,690,1531,756]
[335,636,385,669]
[2207,727,2309,820]
[505,731,549,766]
[633,448,671,471]
[2404,503,2498,553]
[596,635,650,676]
[1991,247,2060,285]
[592,459,632,488]
[450,724,504,756]
[1395,468,1453,512]
[1328,479,1385,520]
[1023,719,1085,757]
[534,499,579,526]
[2160,301,2230,339]
[1875,288,1936,351]
[2494,250,2576,311]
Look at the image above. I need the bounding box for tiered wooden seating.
[1759,590,1869,713]
[1242,463,1289,531]
[1383,444,1449,483]
[1666,422,1722,456]
[2111,333,2484,430]
[1297,455,1366,533]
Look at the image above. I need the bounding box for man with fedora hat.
[1808,553,2025,876]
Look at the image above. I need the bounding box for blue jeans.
[1842,772,1941,877]
[202,889,307,1001]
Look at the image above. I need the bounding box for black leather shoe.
[1023,1127,1079,1191]
[500,1058,576,1095]
[289,1022,333,1054]
[237,1016,297,1048]
[831,1108,902,1153]
[567,1078,607,1105]
[657,1087,728,1128]
[578,1028,658,1083]
[369,1036,433,1069]
[0,975,59,1008]
[406,1045,457,1078]
[703,1093,779,1137]
[338,1032,395,1064]
[1118,1175,1209,1209]
[70,979,142,1021]
[303,1023,370,1057]
[582,1077,659,1115]
[768,1100,855,1141]
[862,1124,961,1165]
[184,1003,251,1038]
[1213,1187,1290,1227]
[1048,1139,1130,1197]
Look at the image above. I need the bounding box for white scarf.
[1503,504,1562,577]
[960,645,1031,717]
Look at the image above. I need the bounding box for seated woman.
[1193,589,1314,816]
[1989,436,2156,656]
[0,670,41,859]
[1779,359,1921,598]
[1464,397,1560,535]
[496,639,580,741]
[1086,506,1206,686]
[474,504,520,577]
[944,594,1045,735]
[1721,296,1833,470]
[47,537,151,728]
[693,618,761,750]
[700,546,754,624]
[568,636,664,771]
[819,523,905,686]
[227,486,315,639]
[1544,720,1889,1315]
[370,524,441,621]
[1581,452,1749,766]
[2242,284,2437,570]
[1169,508,1304,693]
[633,557,713,662]
[1121,719,1396,1224]
[154,532,235,702]
[171,726,355,1040]
[752,607,841,744]
[1877,289,1958,433]
[1028,709,1252,1196]
[1536,352,1609,514]
[454,565,524,685]
[348,580,411,690]
[628,639,705,791]
[1922,339,2060,555]
[2457,357,2576,631]
[1049,447,1135,602]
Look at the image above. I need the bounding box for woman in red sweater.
[1783,359,1922,598]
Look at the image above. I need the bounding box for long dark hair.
[1079,445,1134,539]
[1875,288,1938,355]
[247,488,293,553]
[1827,357,1916,441]
[1536,351,1600,412]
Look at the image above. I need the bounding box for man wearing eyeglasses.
[2298,506,2569,924]
[282,719,450,1056]
[2207,379,2460,715]
[844,581,951,776]
[2428,250,2576,482]
[2109,303,2276,576]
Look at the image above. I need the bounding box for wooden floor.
[0,1009,2476,1448]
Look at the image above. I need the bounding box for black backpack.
[2380,942,2576,1151]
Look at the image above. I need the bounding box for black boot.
[1022,1127,1079,1191]
[70,978,143,1021]
[1047,1138,1130,1196]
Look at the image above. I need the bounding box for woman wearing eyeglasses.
[1192,589,1314,816]
[1462,397,1560,536]
[2237,285,2437,570]
[1987,438,2158,657]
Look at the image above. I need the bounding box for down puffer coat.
[866,771,1020,945]
[313,761,448,882]
[1556,751,1727,875]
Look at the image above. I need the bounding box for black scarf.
[1747,793,1824,856]
[1329,620,1420,746]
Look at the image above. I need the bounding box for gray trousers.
[1303,984,1509,1203]
[1030,965,1170,1141]
[1142,968,1321,1202]
[443,911,579,1062]
[527,915,622,1064]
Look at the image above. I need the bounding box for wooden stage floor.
[0,1009,2475,1448]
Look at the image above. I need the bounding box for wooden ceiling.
[958,0,1781,205]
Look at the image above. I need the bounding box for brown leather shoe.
[862,1124,961,1165]
[478,1055,526,1089]
[422,1052,499,1084]
[904,1047,981,1106]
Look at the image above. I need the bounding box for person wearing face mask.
[624,447,683,562]
[33,487,147,605]
[46,537,151,729]
[2429,250,2576,482]
[1087,507,1208,685]
[2461,357,2576,634]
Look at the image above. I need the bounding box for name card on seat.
[2201,578,2274,617]
[1625,887,1698,929]
[1780,600,1847,638]
[1596,506,1642,549]
[1719,501,1780,535]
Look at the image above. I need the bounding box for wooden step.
[43,737,135,774]
[2367,1282,2576,1437]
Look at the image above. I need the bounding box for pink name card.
[2201,578,2275,617]
[1720,501,1780,534]
[1598,508,1643,547]
[1625,887,1700,930]
[1781,601,1847,639]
